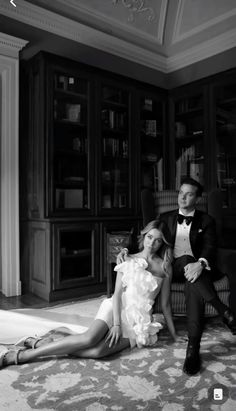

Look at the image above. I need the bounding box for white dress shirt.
[173,209,210,269]
[174,210,195,259]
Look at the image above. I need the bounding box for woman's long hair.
[137,219,173,276]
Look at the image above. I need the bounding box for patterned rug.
[1,315,236,411]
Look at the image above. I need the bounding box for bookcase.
[168,71,236,247]
[100,80,133,212]
[138,90,166,193]
[52,71,92,214]
[20,52,167,301]
[168,85,207,191]
[211,76,236,210]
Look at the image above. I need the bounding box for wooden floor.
[0,292,105,310]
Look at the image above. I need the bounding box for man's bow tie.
[177,214,194,225]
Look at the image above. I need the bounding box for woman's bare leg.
[73,337,130,359]
[29,327,78,348]
[4,320,109,366]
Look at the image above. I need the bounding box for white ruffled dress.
[95,257,164,348]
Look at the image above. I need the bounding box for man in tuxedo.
[118,177,236,375]
[160,177,236,375]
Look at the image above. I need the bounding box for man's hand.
[116,248,129,264]
[184,262,203,283]
[105,325,121,347]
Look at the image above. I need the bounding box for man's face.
[178,183,199,212]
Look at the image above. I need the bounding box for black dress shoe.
[223,309,236,335]
[183,341,201,376]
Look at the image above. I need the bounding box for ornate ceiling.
[0,0,236,73]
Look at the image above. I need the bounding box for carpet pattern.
[1,320,236,411]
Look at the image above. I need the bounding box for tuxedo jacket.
[160,209,217,269]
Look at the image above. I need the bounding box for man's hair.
[180,177,203,197]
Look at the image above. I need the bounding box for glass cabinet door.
[139,95,164,192]
[173,93,205,189]
[53,222,99,290]
[100,84,131,211]
[214,82,236,208]
[52,72,91,213]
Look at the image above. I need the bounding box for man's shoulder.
[195,209,215,223]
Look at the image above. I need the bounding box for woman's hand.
[105,325,121,347]
[173,334,187,344]
[116,248,129,264]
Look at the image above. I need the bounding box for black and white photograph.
[0,1,236,409]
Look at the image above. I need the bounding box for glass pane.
[216,84,236,208]
[60,230,92,281]
[101,85,130,209]
[53,72,89,210]
[174,94,204,189]
[140,97,164,192]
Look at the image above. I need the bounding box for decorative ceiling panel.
[172,0,236,43]
[1,0,236,73]
[28,0,168,44]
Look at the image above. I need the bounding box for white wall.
[0,32,27,296]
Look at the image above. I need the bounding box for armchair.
[141,189,230,316]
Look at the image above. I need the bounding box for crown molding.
[0,0,235,73]
[157,0,168,44]
[0,0,167,71]
[168,27,236,72]
[172,0,236,44]
[0,32,28,58]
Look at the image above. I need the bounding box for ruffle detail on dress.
[114,258,163,348]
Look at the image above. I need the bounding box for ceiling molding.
[0,0,167,71]
[168,27,236,72]
[0,0,82,41]
[172,0,236,44]
[0,32,28,58]
[157,0,168,45]
[0,0,235,73]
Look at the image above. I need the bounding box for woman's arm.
[112,270,123,326]
[105,270,123,347]
[160,270,177,341]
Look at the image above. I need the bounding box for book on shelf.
[189,161,204,185]
[145,120,157,137]
[101,109,127,129]
[103,138,128,157]
[143,98,153,111]
[66,104,81,122]
[153,158,163,192]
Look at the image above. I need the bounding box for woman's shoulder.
[114,255,147,272]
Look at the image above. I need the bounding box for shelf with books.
[139,94,164,193]
[100,82,131,212]
[101,108,128,130]
[172,91,205,189]
[103,137,128,158]
[215,82,236,208]
[54,73,88,95]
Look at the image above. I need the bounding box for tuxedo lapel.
[190,210,202,244]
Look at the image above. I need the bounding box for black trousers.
[173,255,218,340]
[227,272,236,318]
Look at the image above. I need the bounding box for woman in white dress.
[0,219,178,368]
